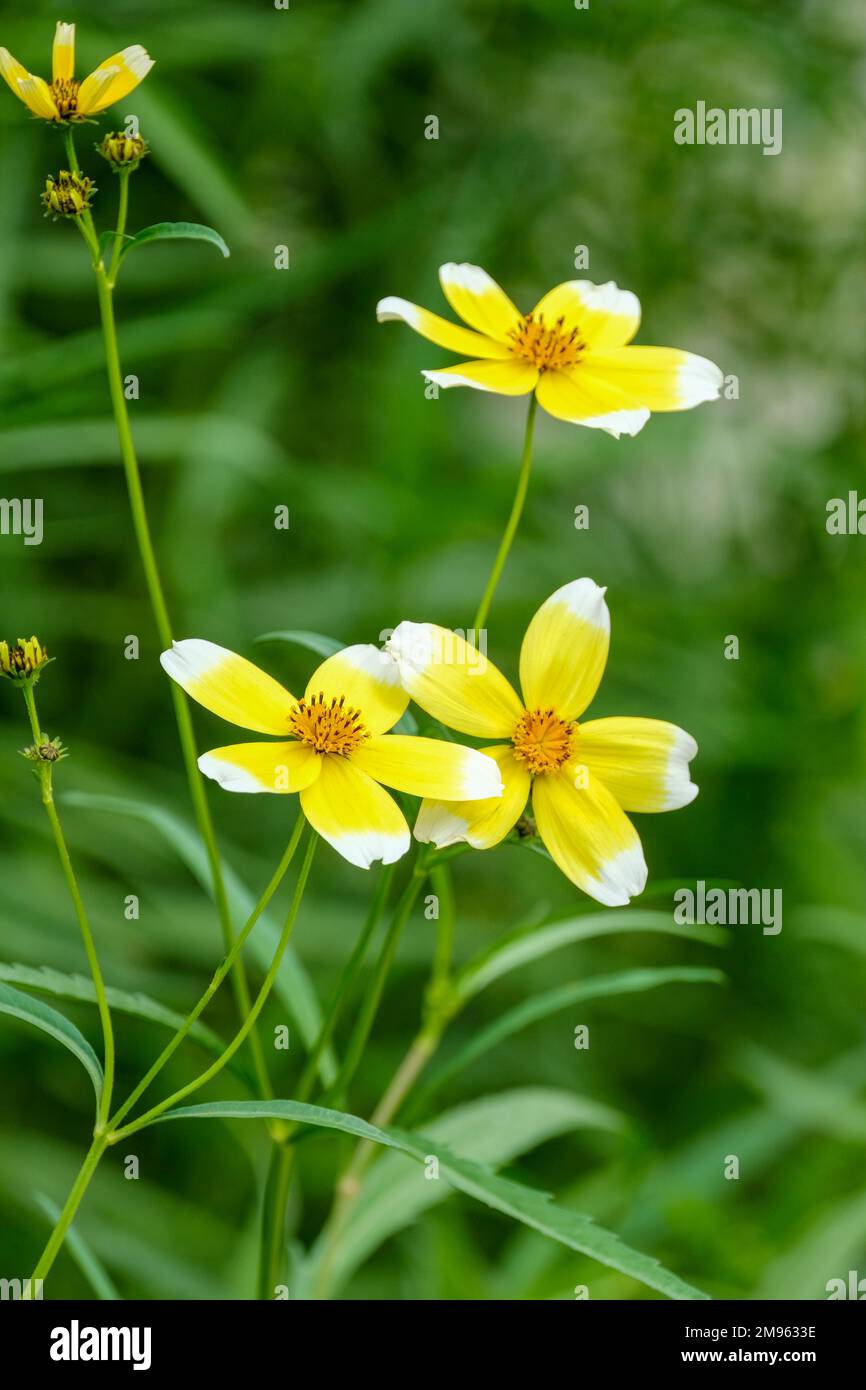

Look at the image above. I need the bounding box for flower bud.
[41,170,95,219]
[0,636,51,683]
[97,131,149,172]
[21,735,68,765]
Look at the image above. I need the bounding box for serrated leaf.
[153,1098,709,1299]
[0,961,231,1070]
[0,981,102,1108]
[456,909,728,1002]
[63,792,336,1087]
[305,1087,625,1296]
[120,221,230,262]
[424,966,726,1098]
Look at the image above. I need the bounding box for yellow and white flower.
[377,264,722,438]
[160,639,503,870]
[0,21,153,123]
[386,579,698,905]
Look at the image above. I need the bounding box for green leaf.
[456,909,729,1002]
[120,221,230,262]
[255,629,343,658]
[305,1087,625,1296]
[424,967,727,1098]
[0,961,231,1070]
[34,1192,119,1300]
[63,792,337,1087]
[0,981,102,1108]
[154,1098,709,1299]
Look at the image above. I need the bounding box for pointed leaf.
[121,221,230,262]
[153,1098,709,1299]
[0,981,102,1107]
[457,909,728,1002]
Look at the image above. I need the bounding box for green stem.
[254,862,394,1297]
[107,168,130,288]
[472,393,538,632]
[26,1132,107,1295]
[23,684,115,1128]
[312,1024,439,1300]
[110,831,317,1144]
[294,864,396,1109]
[73,133,271,1102]
[108,811,306,1132]
[312,386,540,1292]
[429,862,456,997]
[257,1143,294,1299]
[321,852,428,1109]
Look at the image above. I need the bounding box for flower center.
[511,707,575,775]
[508,313,585,372]
[288,692,369,755]
[50,79,80,120]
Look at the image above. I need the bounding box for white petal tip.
[198,753,267,794]
[328,828,411,870]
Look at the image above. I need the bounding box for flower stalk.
[473,392,538,632]
[62,123,273,1104]
[19,679,115,1131]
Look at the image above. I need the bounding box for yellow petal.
[0,51,58,118]
[78,44,154,115]
[305,644,408,735]
[532,765,647,906]
[198,741,322,794]
[578,346,724,411]
[160,639,295,734]
[300,755,410,869]
[422,358,538,396]
[439,262,522,341]
[376,297,511,359]
[387,622,523,738]
[414,745,530,850]
[352,733,503,800]
[531,280,640,350]
[519,579,610,720]
[535,366,649,437]
[52,21,75,83]
[577,717,698,812]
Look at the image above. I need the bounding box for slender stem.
[429,862,456,997]
[312,1023,438,1300]
[294,863,395,1109]
[110,832,317,1144]
[23,684,115,1128]
[253,862,394,1297]
[73,130,271,1100]
[108,811,306,1131]
[26,1132,107,1294]
[107,168,130,288]
[321,853,427,1109]
[258,1143,294,1299]
[62,128,100,262]
[472,393,538,632]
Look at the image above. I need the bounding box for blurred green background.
[1,0,865,1300]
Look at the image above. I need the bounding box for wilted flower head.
[42,169,95,219]
[0,21,153,123]
[0,636,51,683]
[98,130,149,171]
